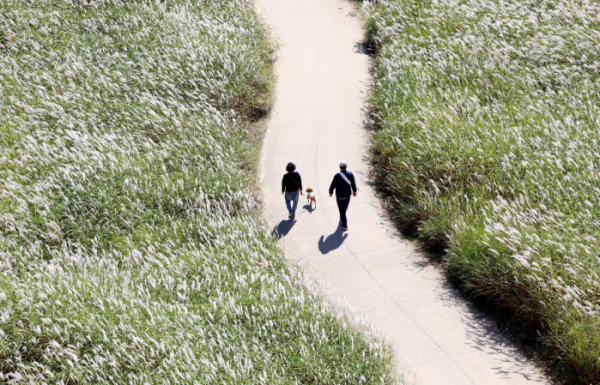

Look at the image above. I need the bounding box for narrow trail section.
[258,1,547,383]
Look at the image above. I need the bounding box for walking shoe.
[341,224,348,230]
[288,212,293,219]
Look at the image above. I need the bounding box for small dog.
[306,187,317,208]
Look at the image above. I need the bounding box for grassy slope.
[0,1,398,383]
[365,0,600,382]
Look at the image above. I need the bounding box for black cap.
[286,162,296,172]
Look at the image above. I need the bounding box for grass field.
[364,0,600,382]
[0,1,400,383]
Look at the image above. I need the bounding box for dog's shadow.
[302,203,316,213]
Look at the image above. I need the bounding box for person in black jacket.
[329,161,357,230]
[282,162,302,218]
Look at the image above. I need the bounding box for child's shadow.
[302,203,316,213]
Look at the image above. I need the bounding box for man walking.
[329,161,357,230]
[282,162,302,219]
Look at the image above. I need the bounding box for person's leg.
[337,197,350,227]
[285,192,293,213]
[291,190,299,213]
[340,198,349,226]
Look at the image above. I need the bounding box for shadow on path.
[302,203,316,214]
[318,227,348,254]
[272,218,297,239]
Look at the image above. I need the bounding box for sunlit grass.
[364,0,600,382]
[0,1,401,383]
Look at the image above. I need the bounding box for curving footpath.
[258,0,547,383]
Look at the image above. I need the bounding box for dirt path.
[258,0,547,383]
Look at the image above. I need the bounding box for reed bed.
[0,1,400,383]
[364,0,600,381]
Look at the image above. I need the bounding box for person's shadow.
[318,227,348,254]
[272,218,297,239]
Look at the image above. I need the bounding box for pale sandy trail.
[258,0,547,383]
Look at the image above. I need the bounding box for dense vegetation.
[365,0,600,382]
[0,0,399,383]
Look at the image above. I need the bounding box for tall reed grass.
[364,0,600,382]
[0,1,400,383]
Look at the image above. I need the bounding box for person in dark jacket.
[329,161,357,230]
[282,162,302,218]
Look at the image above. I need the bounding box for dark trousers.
[336,197,350,226]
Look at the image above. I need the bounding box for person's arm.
[329,175,337,197]
[350,173,357,196]
[297,172,303,195]
[282,175,286,194]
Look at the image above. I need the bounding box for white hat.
[339,160,347,169]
